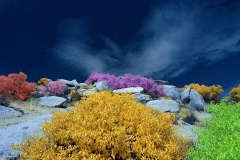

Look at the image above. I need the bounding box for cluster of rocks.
[0,79,234,160]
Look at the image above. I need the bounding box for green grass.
[184,96,240,159]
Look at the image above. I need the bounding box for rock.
[57,79,81,87]
[81,88,97,97]
[173,125,199,146]
[181,87,206,111]
[0,98,10,106]
[113,87,144,94]
[189,89,206,111]
[37,96,67,107]
[146,100,179,112]
[0,115,52,160]
[0,106,22,117]
[0,79,221,159]
[181,87,191,104]
[162,85,182,100]
[133,93,152,104]
[95,81,109,92]
[153,80,169,85]
[32,89,44,98]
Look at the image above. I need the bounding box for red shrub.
[0,72,36,103]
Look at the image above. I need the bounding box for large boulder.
[181,87,206,111]
[163,85,182,100]
[95,81,109,92]
[146,100,179,112]
[113,87,144,94]
[133,93,153,104]
[38,96,67,107]
[189,89,206,111]
[181,87,191,104]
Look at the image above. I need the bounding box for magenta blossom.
[38,81,67,96]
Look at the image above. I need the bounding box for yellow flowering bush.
[37,78,51,86]
[12,91,190,159]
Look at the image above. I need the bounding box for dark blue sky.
[1,0,240,98]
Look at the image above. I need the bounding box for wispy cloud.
[50,0,240,79]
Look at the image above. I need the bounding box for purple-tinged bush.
[118,74,166,97]
[85,72,120,89]
[147,83,166,97]
[38,81,67,96]
[118,74,142,88]
[85,72,166,97]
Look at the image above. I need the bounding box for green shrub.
[12,91,190,159]
[185,98,240,159]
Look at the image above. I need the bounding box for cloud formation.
[51,0,240,79]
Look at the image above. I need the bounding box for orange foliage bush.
[12,91,190,159]
[181,83,223,104]
[0,72,36,103]
[230,84,240,102]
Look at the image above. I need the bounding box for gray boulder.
[153,80,169,85]
[0,106,22,117]
[95,81,109,92]
[57,79,81,87]
[163,85,182,100]
[38,96,67,107]
[181,87,191,104]
[133,93,152,104]
[146,100,179,112]
[113,87,144,94]
[82,88,97,96]
[189,89,206,111]
[180,87,207,111]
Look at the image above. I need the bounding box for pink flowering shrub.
[85,72,166,97]
[38,81,67,96]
